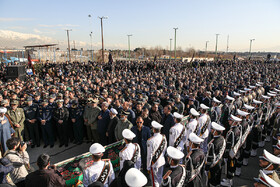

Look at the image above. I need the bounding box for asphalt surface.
[27,139,272,187]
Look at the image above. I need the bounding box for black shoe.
[31,145,35,148]
[43,145,48,148]
[50,145,54,148]
[65,144,68,147]
[59,144,63,148]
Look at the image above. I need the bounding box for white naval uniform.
[198,113,211,153]
[147,133,167,187]
[119,142,141,170]
[83,160,115,187]
[169,123,187,151]
[186,119,198,147]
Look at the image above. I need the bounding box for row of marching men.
[81,88,280,187]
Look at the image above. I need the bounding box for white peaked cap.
[253,99,262,104]
[151,121,163,129]
[239,90,246,93]
[226,95,235,101]
[211,122,225,131]
[122,129,136,140]
[89,143,105,155]
[243,104,255,110]
[125,168,148,187]
[173,112,183,119]
[200,103,209,110]
[261,149,280,165]
[190,108,200,116]
[267,92,276,97]
[249,85,256,89]
[229,114,242,122]
[261,95,271,99]
[0,107,7,113]
[167,146,184,160]
[189,132,203,144]
[255,170,280,187]
[269,91,277,94]
[233,91,241,96]
[237,109,250,117]
[213,97,221,103]
[110,108,118,115]
[274,88,280,92]
[244,88,251,91]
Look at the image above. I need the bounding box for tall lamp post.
[249,39,255,59]
[65,29,72,62]
[88,14,94,62]
[215,34,220,59]
[173,28,178,59]
[205,41,209,59]
[169,38,172,61]
[98,16,108,62]
[127,34,132,61]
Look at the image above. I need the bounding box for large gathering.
[0,59,279,187]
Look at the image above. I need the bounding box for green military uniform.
[114,119,133,141]
[7,100,25,141]
[83,100,101,143]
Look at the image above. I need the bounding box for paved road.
[27,140,272,187]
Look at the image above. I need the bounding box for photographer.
[25,154,65,187]
[3,137,29,187]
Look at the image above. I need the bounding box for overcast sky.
[0,0,280,52]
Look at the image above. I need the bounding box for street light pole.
[65,29,72,62]
[173,28,178,60]
[88,14,94,62]
[249,39,255,59]
[226,35,229,53]
[127,34,132,61]
[215,34,220,59]
[98,16,108,62]
[205,41,209,59]
[169,38,172,61]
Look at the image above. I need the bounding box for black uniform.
[53,106,69,146]
[184,148,205,187]
[24,103,40,147]
[205,135,226,186]
[162,165,186,187]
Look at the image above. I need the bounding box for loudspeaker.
[6,65,26,80]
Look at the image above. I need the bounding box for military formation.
[0,60,280,186]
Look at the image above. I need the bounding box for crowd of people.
[0,59,279,187]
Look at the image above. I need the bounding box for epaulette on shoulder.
[163,170,172,180]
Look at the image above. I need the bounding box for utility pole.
[205,41,209,59]
[88,14,94,62]
[249,39,255,59]
[98,16,108,62]
[173,28,178,60]
[127,34,132,61]
[215,34,220,59]
[65,29,72,62]
[226,35,229,53]
[169,38,172,61]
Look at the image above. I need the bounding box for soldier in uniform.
[221,95,235,134]
[272,103,280,146]
[7,100,25,141]
[258,149,280,184]
[185,108,200,151]
[196,104,211,154]
[260,95,271,147]
[83,143,115,187]
[69,100,83,145]
[174,94,185,115]
[147,121,167,187]
[53,100,69,147]
[221,114,242,187]
[162,146,186,187]
[251,99,263,157]
[184,132,205,187]
[235,109,250,176]
[37,99,54,148]
[210,97,222,123]
[114,110,133,141]
[169,112,186,152]
[119,129,141,170]
[23,97,40,148]
[205,122,226,187]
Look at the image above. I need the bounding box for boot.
[251,149,257,157]
[243,158,248,166]
[258,141,265,148]
[235,167,241,176]
[265,136,271,142]
[220,178,233,186]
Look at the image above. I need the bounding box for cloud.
[38,24,80,28]
[0,18,35,22]
[33,28,42,34]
